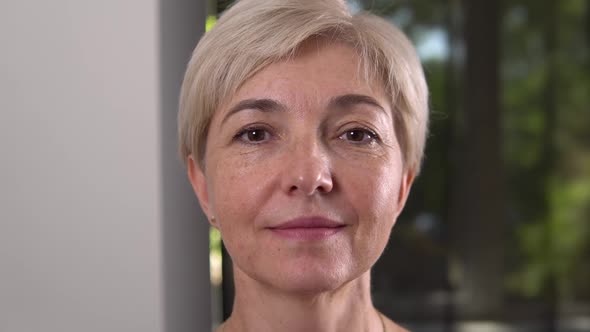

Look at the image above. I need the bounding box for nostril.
[282,155,333,196]
[317,179,334,194]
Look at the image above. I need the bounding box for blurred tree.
[452,0,504,318]
[503,0,590,308]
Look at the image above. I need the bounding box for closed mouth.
[269,216,345,230]
[267,217,346,240]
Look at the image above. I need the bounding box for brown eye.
[339,128,379,145]
[235,127,271,144]
[247,129,266,142]
[346,130,366,142]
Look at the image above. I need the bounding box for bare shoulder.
[382,315,411,332]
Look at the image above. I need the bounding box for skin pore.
[188,41,413,332]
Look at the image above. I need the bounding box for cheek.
[208,154,276,229]
[373,171,402,219]
[342,157,403,253]
[344,157,402,221]
[332,160,401,274]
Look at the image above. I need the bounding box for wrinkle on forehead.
[220,43,389,120]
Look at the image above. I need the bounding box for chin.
[232,240,377,296]
[267,259,363,295]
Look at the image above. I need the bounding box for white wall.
[0,1,210,331]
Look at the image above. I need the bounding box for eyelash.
[338,127,382,145]
[233,125,274,144]
[233,125,382,146]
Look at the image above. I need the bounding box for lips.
[268,217,345,240]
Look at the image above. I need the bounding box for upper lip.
[269,217,345,230]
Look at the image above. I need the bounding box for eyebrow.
[327,94,387,116]
[221,94,387,125]
[221,98,286,125]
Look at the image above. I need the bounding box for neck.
[223,265,383,332]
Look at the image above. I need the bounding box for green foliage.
[209,226,222,255]
[502,0,590,300]
[206,15,217,32]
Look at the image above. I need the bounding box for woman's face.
[188,42,414,294]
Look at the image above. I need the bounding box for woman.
[178,0,429,331]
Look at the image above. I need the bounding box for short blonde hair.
[178,0,429,173]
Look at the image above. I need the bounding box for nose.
[281,140,334,196]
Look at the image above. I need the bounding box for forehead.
[219,42,388,114]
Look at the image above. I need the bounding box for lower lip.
[269,227,345,240]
